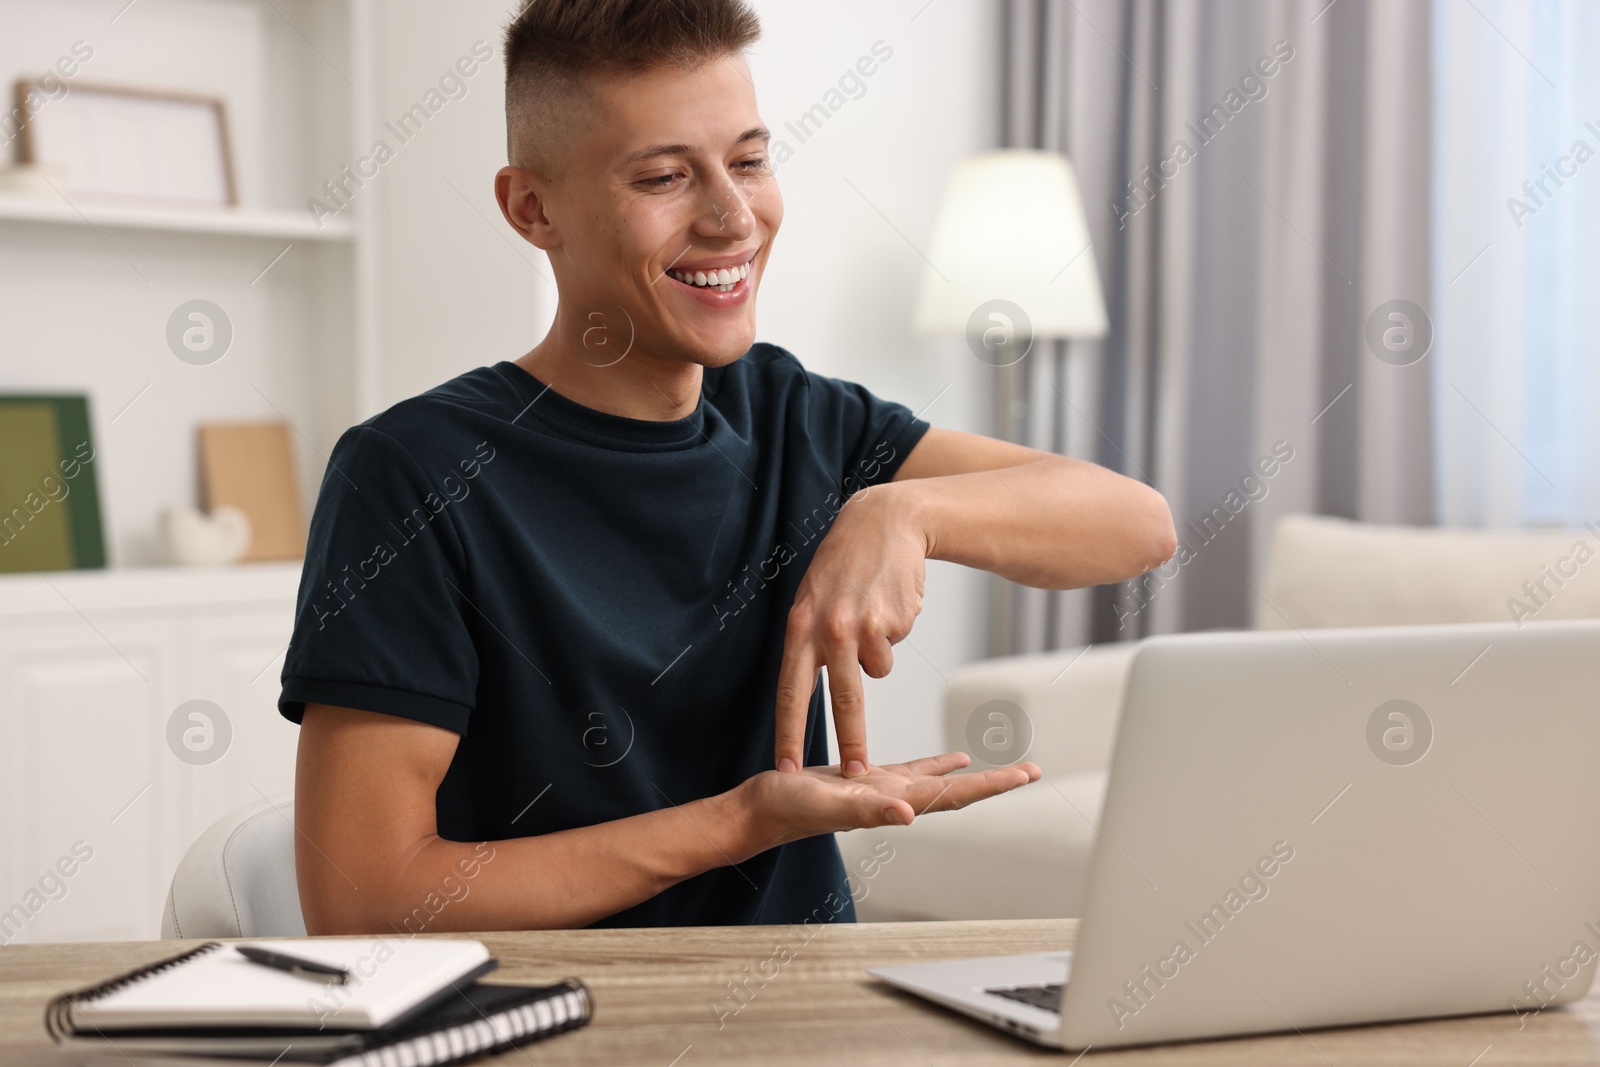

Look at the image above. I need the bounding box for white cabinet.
[0,563,301,943]
[183,614,303,841]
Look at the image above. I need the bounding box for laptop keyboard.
[984,982,1063,1013]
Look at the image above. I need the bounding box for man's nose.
[697,178,755,238]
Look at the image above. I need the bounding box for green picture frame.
[0,395,106,573]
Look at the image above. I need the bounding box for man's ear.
[495,165,559,251]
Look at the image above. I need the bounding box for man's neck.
[516,311,703,422]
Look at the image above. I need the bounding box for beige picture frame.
[14,79,237,207]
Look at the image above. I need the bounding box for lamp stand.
[990,338,1069,659]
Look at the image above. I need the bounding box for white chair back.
[161,794,306,938]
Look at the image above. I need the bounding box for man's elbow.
[300,875,433,937]
[293,830,432,937]
[1126,483,1177,578]
[298,869,383,936]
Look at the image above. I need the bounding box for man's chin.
[668,330,757,368]
[700,343,755,368]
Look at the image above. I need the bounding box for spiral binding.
[44,941,226,1042]
[342,978,593,1067]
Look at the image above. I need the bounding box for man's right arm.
[295,703,758,933]
[294,703,1039,933]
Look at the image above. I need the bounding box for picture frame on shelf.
[0,395,106,574]
[199,421,305,562]
[13,80,237,208]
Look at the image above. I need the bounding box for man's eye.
[737,158,769,173]
[642,174,681,189]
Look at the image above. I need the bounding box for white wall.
[365,0,555,405]
[365,0,1002,760]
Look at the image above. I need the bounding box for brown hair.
[504,0,762,177]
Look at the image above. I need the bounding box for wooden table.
[3,920,1598,1065]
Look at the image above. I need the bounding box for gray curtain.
[998,0,1435,653]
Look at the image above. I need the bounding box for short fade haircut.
[503,0,762,179]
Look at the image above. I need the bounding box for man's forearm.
[893,456,1176,589]
[300,783,766,934]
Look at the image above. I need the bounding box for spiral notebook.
[45,941,592,1065]
[47,940,494,1030]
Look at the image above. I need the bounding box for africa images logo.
[1366,699,1432,767]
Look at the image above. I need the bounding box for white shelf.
[0,561,303,619]
[0,195,355,242]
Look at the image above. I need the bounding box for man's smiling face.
[541,55,781,370]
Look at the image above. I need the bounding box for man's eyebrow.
[615,126,771,167]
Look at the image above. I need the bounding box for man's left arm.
[773,427,1177,776]
[891,427,1176,587]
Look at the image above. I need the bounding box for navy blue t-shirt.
[278,343,930,928]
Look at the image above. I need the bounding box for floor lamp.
[910,150,1109,657]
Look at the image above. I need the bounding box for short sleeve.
[278,425,478,734]
[796,361,931,495]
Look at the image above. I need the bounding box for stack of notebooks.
[44,939,591,1065]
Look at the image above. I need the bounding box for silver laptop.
[871,619,1600,1050]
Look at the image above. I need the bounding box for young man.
[281,0,1176,934]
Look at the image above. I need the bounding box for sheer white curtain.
[1433,0,1600,527]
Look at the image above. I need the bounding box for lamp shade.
[911,150,1108,339]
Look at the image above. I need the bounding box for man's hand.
[774,484,927,776]
[772,428,1176,778]
[742,752,1042,846]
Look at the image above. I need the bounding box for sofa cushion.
[1259,513,1600,629]
[941,642,1140,777]
[837,771,1107,921]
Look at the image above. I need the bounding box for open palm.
[745,751,1041,847]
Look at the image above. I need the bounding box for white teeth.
[669,261,754,289]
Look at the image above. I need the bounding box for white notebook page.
[75,939,491,1030]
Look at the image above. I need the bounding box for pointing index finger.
[774,638,817,772]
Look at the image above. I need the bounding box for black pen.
[236,946,351,984]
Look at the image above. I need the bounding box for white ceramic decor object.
[164,505,252,565]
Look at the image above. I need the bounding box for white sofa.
[839,512,1600,920]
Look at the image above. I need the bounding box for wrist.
[861,477,936,559]
[718,777,778,863]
